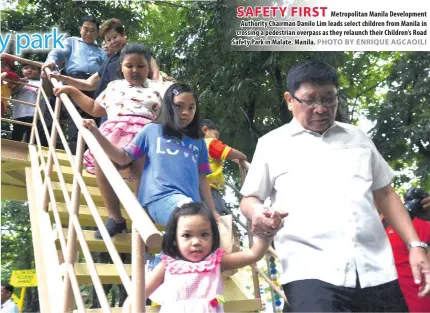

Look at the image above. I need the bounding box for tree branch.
[152,1,214,11]
[418,140,430,158]
[406,69,419,126]
[274,65,290,125]
[349,76,391,119]
[239,103,263,138]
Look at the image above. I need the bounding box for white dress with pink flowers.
[150,249,225,313]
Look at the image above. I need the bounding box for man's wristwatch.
[407,241,429,253]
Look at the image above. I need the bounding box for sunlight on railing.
[1,52,286,312]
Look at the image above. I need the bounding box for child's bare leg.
[130,156,145,197]
[95,161,123,221]
[94,161,127,239]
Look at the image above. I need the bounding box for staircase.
[1,54,273,313]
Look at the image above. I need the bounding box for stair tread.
[50,181,105,206]
[22,143,262,313]
[74,263,131,285]
[49,203,165,231]
[43,163,134,188]
[72,298,262,313]
[39,147,73,167]
[47,164,97,187]
[55,228,161,254]
[73,308,159,313]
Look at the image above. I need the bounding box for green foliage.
[1,201,33,281]
[132,2,430,192]
[1,0,145,59]
[1,6,429,311]
[1,200,39,311]
[367,52,430,191]
[4,0,426,188]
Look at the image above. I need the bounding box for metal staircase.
[1,53,285,313]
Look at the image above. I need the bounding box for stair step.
[73,264,261,311]
[50,203,131,227]
[39,148,134,188]
[50,181,105,206]
[41,162,134,189]
[73,299,261,313]
[55,228,161,254]
[73,308,159,313]
[74,263,132,285]
[49,203,164,232]
[38,147,73,167]
[47,165,97,187]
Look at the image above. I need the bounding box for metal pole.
[132,225,146,313]
[41,97,62,210]
[61,134,85,313]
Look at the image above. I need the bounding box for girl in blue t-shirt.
[82,82,220,228]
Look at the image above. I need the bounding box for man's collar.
[78,37,98,46]
[288,118,345,136]
[287,118,307,136]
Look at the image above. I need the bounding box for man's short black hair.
[286,60,339,94]
[201,119,219,132]
[81,16,100,29]
[1,284,14,293]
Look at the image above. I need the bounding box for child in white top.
[54,43,163,239]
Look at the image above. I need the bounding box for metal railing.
[2,53,162,313]
[228,161,288,307]
[1,52,287,312]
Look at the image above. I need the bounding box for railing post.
[238,163,261,299]
[265,255,277,313]
[29,82,42,145]
[62,133,85,313]
[132,224,146,313]
[41,96,62,211]
[247,221,261,300]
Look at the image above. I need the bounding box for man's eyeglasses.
[291,94,339,108]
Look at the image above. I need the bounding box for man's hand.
[49,71,65,82]
[263,208,287,230]
[251,204,288,238]
[41,62,55,78]
[409,246,430,298]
